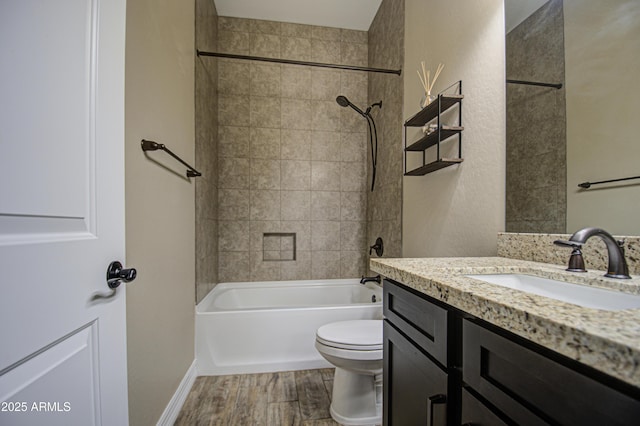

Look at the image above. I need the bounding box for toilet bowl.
[315,320,383,425]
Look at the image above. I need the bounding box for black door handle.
[107,261,137,289]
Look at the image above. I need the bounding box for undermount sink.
[466,273,640,311]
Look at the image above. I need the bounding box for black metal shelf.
[404,158,464,176]
[405,126,464,152]
[404,81,464,177]
[404,95,463,127]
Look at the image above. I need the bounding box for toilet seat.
[316,320,382,351]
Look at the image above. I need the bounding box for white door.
[0,0,129,425]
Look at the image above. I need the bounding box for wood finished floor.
[175,369,340,425]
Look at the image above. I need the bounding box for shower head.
[336,95,366,117]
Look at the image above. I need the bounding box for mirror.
[505,0,640,235]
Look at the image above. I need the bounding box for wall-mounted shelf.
[404,81,463,176]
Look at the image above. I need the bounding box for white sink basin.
[466,273,640,311]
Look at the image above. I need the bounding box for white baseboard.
[156,359,197,426]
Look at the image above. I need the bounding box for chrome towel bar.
[141,139,201,178]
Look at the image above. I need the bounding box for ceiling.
[214,0,384,31]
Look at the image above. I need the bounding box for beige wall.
[125,0,195,424]
[565,0,640,235]
[402,0,506,257]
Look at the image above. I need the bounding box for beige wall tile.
[341,43,368,67]
[218,251,250,282]
[340,221,366,250]
[311,191,340,221]
[281,130,311,160]
[311,69,341,101]
[281,190,311,221]
[311,221,340,251]
[282,22,311,38]
[219,188,250,220]
[250,33,280,58]
[341,29,367,44]
[219,220,250,251]
[218,30,249,54]
[218,157,250,189]
[311,250,341,279]
[249,220,280,251]
[281,37,312,61]
[311,26,341,41]
[219,126,250,158]
[311,131,341,161]
[340,71,368,104]
[311,101,341,131]
[341,191,367,221]
[280,250,311,280]
[250,158,281,190]
[281,160,311,190]
[250,250,281,281]
[250,189,281,220]
[250,97,281,128]
[220,95,250,127]
[340,251,367,278]
[281,99,312,130]
[340,161,367,192]
[250,127,281,159]
[219,16,250,32]
[250,63,281,97]
[281,65,311,99]
[280,221,310,251]
[311,161,341,191]
[250,19,281,35]
[311,39,341,63]
[340,132,367,163]
[219,59,251,95]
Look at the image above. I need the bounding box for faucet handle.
[554,240,587,272]
[553,239,583,248]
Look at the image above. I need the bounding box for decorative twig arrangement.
[417,61,445,107]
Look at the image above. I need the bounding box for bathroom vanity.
[374,257,640,425]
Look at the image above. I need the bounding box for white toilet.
[315,320,383,425]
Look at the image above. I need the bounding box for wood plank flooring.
[175,369,340,425]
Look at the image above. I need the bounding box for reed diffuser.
[417,61,444,108]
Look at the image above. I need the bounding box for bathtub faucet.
[360,275,381,285]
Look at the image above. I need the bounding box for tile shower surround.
[216,17,371,282]
[195,0,218,303]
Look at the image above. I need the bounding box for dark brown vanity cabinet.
[383,279,454,425]
[383,279,640,425]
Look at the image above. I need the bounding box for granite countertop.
[370,256,640,388]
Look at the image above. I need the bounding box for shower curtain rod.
[196,50,402,75]
[507,79,563,89]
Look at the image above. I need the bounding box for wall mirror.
[504,0,640,235]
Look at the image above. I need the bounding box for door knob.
[106,261,137,289]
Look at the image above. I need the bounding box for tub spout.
[360,275,381,285]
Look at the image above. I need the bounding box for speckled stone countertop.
[371,257,640,388]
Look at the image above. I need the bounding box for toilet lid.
[316,320,382,351]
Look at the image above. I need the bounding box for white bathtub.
[196,279,383,375]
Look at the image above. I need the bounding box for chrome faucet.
[360,275,381,285]
[554,227,631,279]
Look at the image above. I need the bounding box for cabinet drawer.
[463,319,640,425]
[383,279,448,366]
[461,388,508,426]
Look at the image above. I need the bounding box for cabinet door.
[463,319,640,425]
[384,320,448,426]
